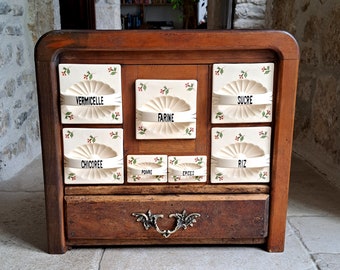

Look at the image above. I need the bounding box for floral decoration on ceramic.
[168,156,207,183]
[212,63,274,123]
[211,127,271,183]
[63,128,124,184]
[127,155,167,183]
[135,79,197,140]
[59,64,122,124]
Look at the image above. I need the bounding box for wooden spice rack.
[35,30,299,254]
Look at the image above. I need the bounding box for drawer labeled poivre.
[65,194,269,244]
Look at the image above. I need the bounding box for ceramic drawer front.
[211,127,271,183]
[168,155,207,183]
[63,128,124,184]
[135,79,197,140]
[212,63,274,123]
[127,155,168,183]
[65,194,269,242]
[59,64,123,124]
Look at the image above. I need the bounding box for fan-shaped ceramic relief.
[127,155,167,183]
[59,64,122,124]
[211,127,271,183]
[63,128,124,184]
[168,156,207,183]
[136,79,197,139]
[212,63,274,123]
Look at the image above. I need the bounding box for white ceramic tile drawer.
[63,128,124,184]
[127,155,168,183]
[168,155,207,183]
[212,63,274,123]
[211,127,271,183]
[59,64,122,124]
[135,79,197,140]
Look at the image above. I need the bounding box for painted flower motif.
[214,131,223,139]
[108,66,117,75]
[185,127,194,136]
[61,67,70,76]
[195,157,203,165]
[64,130,74,139]
[195,176,203,181]
[138,82,147,91]
[215,172,223,181]
[132,175,142,181]
[65,112,74,120]
[239,70,248,79]
[112,111,120,121]
[128,156,137,165]
[160,86,170,95]
[155,175,165,181]
[169,157,179,165]
[154,157,163,165]
[185,82,195,91]
[215,111,224,120]
[113,172,121,181]
[87,135,96,144]
[110,131,119,139]
[235,133,245,142]
[261,66,271,74]
[68,173,76,181]
[172,175,181,182]
[262,110,271,118]
[138,125,147,135]
[259,171,268,180]
[259,131,268,139]
[83,71,93,80]
[215,66,224,75]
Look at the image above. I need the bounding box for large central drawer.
[65,194,269,245]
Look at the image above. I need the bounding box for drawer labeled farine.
[127,155,167,183]
[211,127,271,183]
[59,64,122,124]
[63,128,124,184]
[212,63,274,123]
[135,79,197,140]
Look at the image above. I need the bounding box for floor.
[0,154,339,270]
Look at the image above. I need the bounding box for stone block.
[0,2,10,15]
[0,44,13,68]
[4,24,23,36]
[300,46,319,67]
[12,5,23,16]
[0,111,10,137]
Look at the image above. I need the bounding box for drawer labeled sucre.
[212,63,274,123]
[63,128,124,184]
[59,64,122,124]
[211,127,271,183]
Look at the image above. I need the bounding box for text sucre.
[237,95,253,105]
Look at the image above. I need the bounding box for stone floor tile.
[100,224,316,270]
[312,253,340,270]
[289,216,340,253]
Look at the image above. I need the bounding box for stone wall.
[95,0,121,29]
[233,0,267,29]
[0,0,59,181]
[267,0,340,187]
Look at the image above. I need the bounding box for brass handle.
[132,210,201,238]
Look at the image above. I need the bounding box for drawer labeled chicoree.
[65,194,269,243]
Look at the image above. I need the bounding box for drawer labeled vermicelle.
[63,128,124,184]
[212,63,274,123]
[211,127,271,183]
[59,64,122,124]
[135,79,197,140]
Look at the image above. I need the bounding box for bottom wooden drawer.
[65,194,269,245]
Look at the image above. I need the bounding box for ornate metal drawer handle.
[132,210,201,238]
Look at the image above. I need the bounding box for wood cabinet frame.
[35,30,299,254]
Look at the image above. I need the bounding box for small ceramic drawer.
[127,155,168,183]
[168,156,207,183]
[59,64,122,124]
[63,128,124,184]
[135,79,197,140]
[211,127,271,183]
[212,63,274,123]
